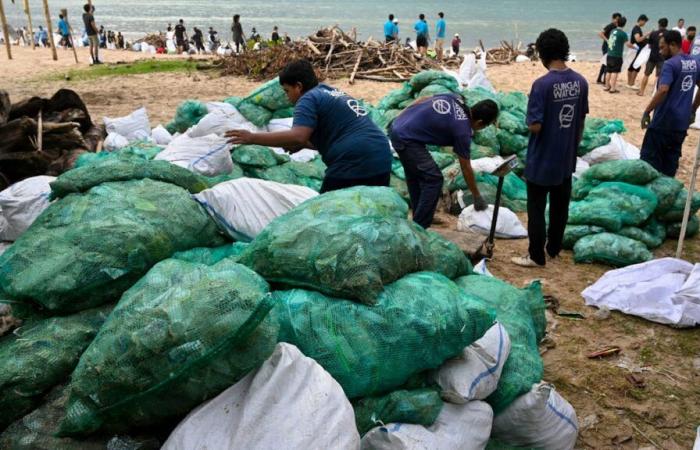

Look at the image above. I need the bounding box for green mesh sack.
[390,174,410,202]
[497,91,528,115]
[166,100,208,134]
[666,215,700,238]
[0,384,161,450]
[455,276,545,413]
[202,164,246,187]
[51,157,209,199]
[296,185,409,217]
[476,172,528,201]
[599,119,626,135]
[497,110,528,135]
[58,259,278,436]
[273,271,496,398]
[392,158,404,179]
[74,142,163,169]
[574,232,652,266]
[463,87,500,108]
[424,230,473,279]
[657,189,700,222]
[222,96,243,107]
[430,151,456,169]
[245,162,323,191]
[417,84,454,98]
[242,77,292,111]
[568,182,658,232]
[240,214,463,305]
[579,160,660,187]
[171,243,249,265]
[0,307,111,430]
[497,129,528,156]
[409,70,458,92]
[236,101,273,128]
[562,225,605,250]
[578,132,610,156]
[618,218,667,249]
[428,77,461,92]
[353,388,443,435]
[646,176,684,215]
[471,144,498,159]
[271,106,294,119]
[0,179,225,312]
[232,144,290,168]
[378,83,413,110]
[473,125,500,151]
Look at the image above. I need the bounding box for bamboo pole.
[676,139,700,258]
[41,0,57,60]
[23,0,36,49]
[0,0,12,60]
[60,8,78,63]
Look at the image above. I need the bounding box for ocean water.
[4,0,698,60]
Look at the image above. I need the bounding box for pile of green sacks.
[564,159,700,266]
[232,144,326,191]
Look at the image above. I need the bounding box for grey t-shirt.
[83,13,96,36]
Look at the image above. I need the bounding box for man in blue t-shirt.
[435,12,446,60]
[384,14,396,43]
[414,14,429,56]
[389,95,499,229]
[58,14,71,48]
[641,30,700,177]
[512,28,589,268]
[225,60,393,193]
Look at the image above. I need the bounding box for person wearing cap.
[392,19,399,42]
[452,33,461,55]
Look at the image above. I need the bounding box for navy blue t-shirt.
[390,94,472,159]
[293,84,393,179]
[526,68,589,186]
[651,54,699,131]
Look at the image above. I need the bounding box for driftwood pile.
[481,40,531,64]
[0,89,104,190]
[141,33,167,49]
[219,26,460,83]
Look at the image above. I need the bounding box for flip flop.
[609,90,620,94]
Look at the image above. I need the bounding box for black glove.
[473,195,488,212]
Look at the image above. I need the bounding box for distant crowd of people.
[596,13,700,94]
[383,12,460,60]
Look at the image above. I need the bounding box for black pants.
[640,128,687,177]
[527,178,572,266]
[390,135,444,228]
[320,172,390,193]
[597,42,608,83]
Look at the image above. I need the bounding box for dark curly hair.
[279,59,319,92]
[536,28,570,64]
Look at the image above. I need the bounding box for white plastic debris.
[473,259,494,277]
[573,157,590,179]
[457,204,527,239]
[360,401,493,450]
[155,134,233,176]
[290,148,319,163]
[103,107,151,142]
[471,156,505,174]
[189,108,260,138]
[151,125,173,145]
[583,133,640,165]
[103,132,130,151]
[0,176,55,241]
[492,382,578,450]
[193,178,318,241]
[582,258,700,327]
[433,322,511,403]
[162,343,360,450]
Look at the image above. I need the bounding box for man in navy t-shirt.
[225,60,393,193]
[641,30,700,177]
[512,28,589,268]
[389,95,499,229]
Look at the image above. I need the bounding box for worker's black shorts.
[640,128,686,177]
[645,59,664,77]
[606,55,623,73]
[385,36,395,43]
[176,38,186,47]
[416,35,428,48]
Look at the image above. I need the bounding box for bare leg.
[639,74,649,96]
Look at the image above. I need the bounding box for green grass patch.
[52,59,199,81]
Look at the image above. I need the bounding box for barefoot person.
[389,96,499,228]
[640,30,700,177]
[225,59,392,193]
[639,18,668,96]
[605,16,634,94]
[512,28,589,268]
[627,15,650,88]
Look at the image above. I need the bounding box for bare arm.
[458,156,481,199]
[225,127,313,149]
[598,30,607,41]
[634,32,646,44]
[528,123,542,134]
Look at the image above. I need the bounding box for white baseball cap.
[454,33,459,37]
[393,19,398,23]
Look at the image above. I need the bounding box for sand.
[3,46,700,448]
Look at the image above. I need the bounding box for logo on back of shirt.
[346,99,368,117]
[681,75,694,92]
[432,98,452,115]
[326,88,348,98]
[559,104,575,129]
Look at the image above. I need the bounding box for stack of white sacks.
[162,322,579,450]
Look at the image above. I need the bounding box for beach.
[3,46,700,448]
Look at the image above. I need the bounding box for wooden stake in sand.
[41,0,57,60]
[676,138,700,258]
[0,0,13,60]
[60,8,79,63]
[23,0,36,49]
